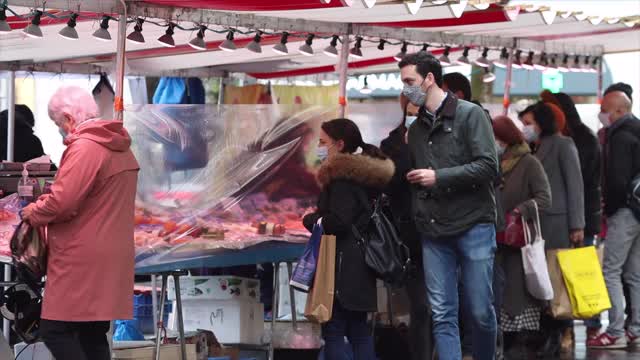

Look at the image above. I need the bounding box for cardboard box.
[168,276,260,302]
[112,344,197,360]
[13,342,55,360]
[169,299,264,345]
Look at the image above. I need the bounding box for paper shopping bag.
[304,234,336,324]
[290,223,324,292]
[557,246,611,319]
[546,249,574,319]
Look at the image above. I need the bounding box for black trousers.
[40,320,110,360]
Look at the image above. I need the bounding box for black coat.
[570,123,603,236]
[605,114,640,217]
[380,126,421,259]
[303,153,395,312]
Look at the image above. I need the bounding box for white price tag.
[17,185,33,198]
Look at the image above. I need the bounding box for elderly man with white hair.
[22,86,139,360]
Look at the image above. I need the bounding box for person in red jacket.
[22,86,139,360]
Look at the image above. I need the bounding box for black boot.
[536,330,560,359]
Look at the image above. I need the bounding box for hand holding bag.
[520,202,554,301]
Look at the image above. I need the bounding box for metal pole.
[155,274,168,360]
[152,275,158,341]
[217,77,225,105]
[3,70,15,341]
[597,57,604,103]
[286,262,297,329]
[269,262,280,360]
[173,274,187,360]
[115,0,127,122]
[338,34,351,118]
[502,47,515,116]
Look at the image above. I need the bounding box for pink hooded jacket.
[30,120,139,321]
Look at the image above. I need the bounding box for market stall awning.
[1,1,639,77]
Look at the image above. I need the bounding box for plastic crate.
[133,292,172,334]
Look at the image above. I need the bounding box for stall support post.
[217,77,225,105]
[502,47,515,116]
[155,274,168,360]
[597,56,604,102]
[173,274,187,360]
[114,0,128,122]
[286,262,297,329]
[152,275,159,340]
[269,262,281,360]
[3,70,15,341]
[338,34,350,118]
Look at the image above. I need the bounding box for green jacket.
[408,92,498,237]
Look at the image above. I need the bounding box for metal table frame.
[135,241,306,360]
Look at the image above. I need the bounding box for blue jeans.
[322,301,376,360]
[422,223,497,360]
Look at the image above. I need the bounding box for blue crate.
[132,302,172,335]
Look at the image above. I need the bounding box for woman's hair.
[492,115,525,146]
[519,101,558,137]
[553,92,583,135]
[321,118,387,159]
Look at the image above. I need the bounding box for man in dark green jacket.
[399,52,499,360]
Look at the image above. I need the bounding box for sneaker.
[587,327,600,341]
[627,330,640,345]
[587,333,628,349]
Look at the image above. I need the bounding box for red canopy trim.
[525,25,640,41]
[140,0,344,12]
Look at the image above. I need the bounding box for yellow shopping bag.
[556,246,611,319]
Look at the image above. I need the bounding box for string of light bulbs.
[0,4,601,74]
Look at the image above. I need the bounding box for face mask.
[405,116,418,128]
[598,112,611,128]
[317,146,329,162]
[496,143,506,157]
[522,125,539,143]
[59,128,68,139]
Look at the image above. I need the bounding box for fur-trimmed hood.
[317,153,395,189]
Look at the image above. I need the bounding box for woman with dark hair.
[519,102,585,357]
[380,95,433,360]
[492,115,551,358]
[0,104,47,162]
[303,118,394,360]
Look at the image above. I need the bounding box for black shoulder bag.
[351,192,411,287]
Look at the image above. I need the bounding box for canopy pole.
[4,70,15,341]
[502,47,515,116]
[597,57,604,102]
[114,0,127,121]
[338,33,351,118]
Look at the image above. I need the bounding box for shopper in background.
[518,102,585,358]
[443,72,472,102]
[491,115,552,358]
[551,92,603,340]
[303,118,394,360]
[21,86,140,360]
[0,104,47,162]
[588,90,640,349]
[380,95,433,360]
[399,52,499,360]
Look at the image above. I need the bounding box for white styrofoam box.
[13,342,55,360]
[112,344,197,360]
[277,263,307,320]
[168,299,264,345]
[168,276,260,302]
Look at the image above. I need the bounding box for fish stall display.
[0,103,402,266]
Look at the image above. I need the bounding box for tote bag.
[520,202,554,301]
[304,234,336,324]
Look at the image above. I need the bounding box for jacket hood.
[64,120,132,152]
[317,153,395,189]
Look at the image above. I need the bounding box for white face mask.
[522,125,539,143]
[598,112,611,128]
[405,115,418,128]
[317,146,329,162]
[59,128,68,139]
[496,143,506,157]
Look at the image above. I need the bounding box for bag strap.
[532,200,542,240]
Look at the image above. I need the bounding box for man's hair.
[519,102,558,137]
[443,72,472,101]
[398,52,443,87]
[604,82,633,102]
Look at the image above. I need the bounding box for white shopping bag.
[521,202,554,301]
